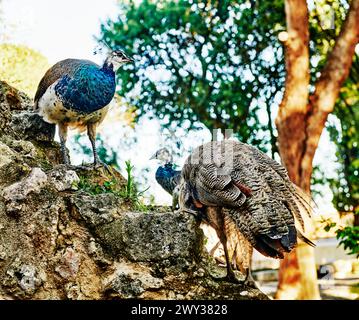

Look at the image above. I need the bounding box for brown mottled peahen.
[178,140,315,286]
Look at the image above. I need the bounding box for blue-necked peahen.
[150,148,181,210]
[34,50,133,166]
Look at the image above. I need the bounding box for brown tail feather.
[285,199,305,230]
[291,184,316,217]
[297,230,316,247]
[289,184,315,234]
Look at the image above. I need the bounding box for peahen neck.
[155,163,180,195]
[156,163,176,178]
[101,60,115,75]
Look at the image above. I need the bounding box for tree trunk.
[275,0,359,300]
[275,0,319,300]
[276,0,310,184]
[300,0,359,192]
[354,212,359,227]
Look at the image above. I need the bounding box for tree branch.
[300,0,359,190]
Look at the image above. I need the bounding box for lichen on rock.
[0,81,268,300]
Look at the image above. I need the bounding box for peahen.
[150,148,181,210]
[151,147,255,281]
[178,140,315,286]
[34,49,133,166]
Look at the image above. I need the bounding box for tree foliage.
[0,43,49,98]
[327,64,359,216]
[326,56,359,256]
[100,0,286,154]
[308,0,358,214]
[336,226,359,257]
[310,0,359,251]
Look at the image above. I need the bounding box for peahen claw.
[174,207,199,216]
[211,271,241,284]
[93,159,114,177]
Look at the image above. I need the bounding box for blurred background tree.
[100,0,287,156]
[0,43,49,97]
[328,56,358,222]
[275,0,358,299]
[311,0,358,257]
[327,55,359,257]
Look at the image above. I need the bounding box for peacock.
[150,148,181,210]
[34,49,133,166]
[178,140,315,286]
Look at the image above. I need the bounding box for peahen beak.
[149,153,157,160]
[125,57,134,63]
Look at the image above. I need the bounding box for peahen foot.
[243,269,258,288]
[211,270,241,284]
[93,157,114,176]
[174,207,200,216]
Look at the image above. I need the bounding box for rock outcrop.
[0,81,268,300]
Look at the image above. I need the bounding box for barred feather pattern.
[181,140,314,260]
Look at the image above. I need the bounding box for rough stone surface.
[48,165,80,191]
[10,111,55,142]
[0,81,268,300]
[95,211,203,262]
[2,167,48,201]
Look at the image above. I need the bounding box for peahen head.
[103,50,133,72]
[150,147,173,165]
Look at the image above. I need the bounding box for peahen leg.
[219,230,240,283]
[209,241,221,257]
[87,123,100,166]
[87,123,113,175]
[207,208,239,283]
[58,123,70,165]
[244,266,257,288]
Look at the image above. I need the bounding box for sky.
[0,0,118,64]
[0,0,340,213]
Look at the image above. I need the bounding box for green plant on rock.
[125,160,134,199]
[120,160,150,212]
[77,175,118,195]
[76,160,149,212]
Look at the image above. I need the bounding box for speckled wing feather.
[182,144,246,207]
[34,59,99,109]
[182,140,313,259]
[171,170,182,191]
[245,143,314,227]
